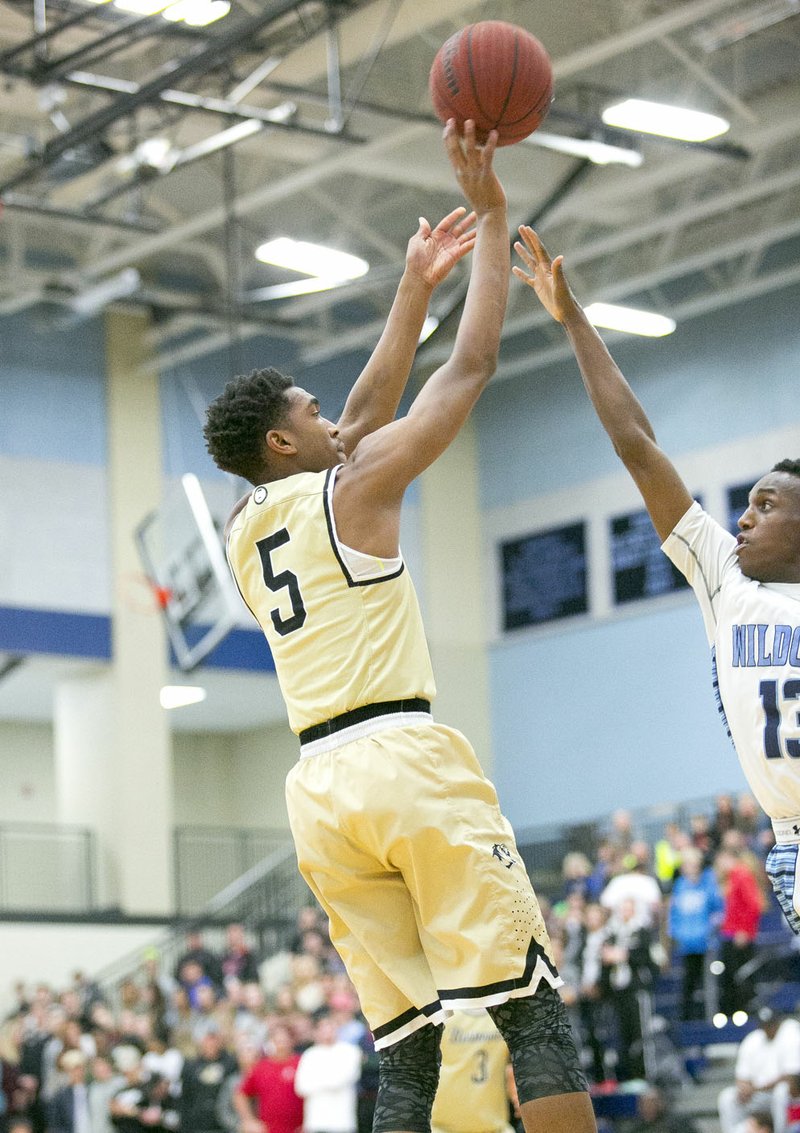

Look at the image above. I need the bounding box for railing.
[173,825,296,915]
[0,822,95,913]
[516,794,722,896]
[94,837,309,1000]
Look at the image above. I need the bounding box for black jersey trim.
[322,466,406,589]
[437,935,559,1002]
[371,935,558,1045]
[299,698,431,746]
[371,1000,442,1043]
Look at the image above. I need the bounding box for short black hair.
[203,368,294,484]
[771,459,800,479]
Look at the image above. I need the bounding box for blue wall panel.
[0,313,107,465]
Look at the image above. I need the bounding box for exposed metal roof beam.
[2,191,162,232]
[553,0,742,78]
[658,34,758,123]
[496,260,800,382]
[546,114,800,223]
[0,0,331,193]
[70,121,430,281]
[0,2,115,67]
[422,207,800,368]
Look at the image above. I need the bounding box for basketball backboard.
[135,474,242,672]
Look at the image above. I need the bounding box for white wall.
[1,724,294,832]
[0,923,163,1016]
[0,722,55,822]
[172,732,237,826]
[229,725,298,830]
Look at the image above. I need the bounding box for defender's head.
[203,368,344,485]
[736,460,800,584]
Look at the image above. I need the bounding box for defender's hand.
[513,224,580,323]
[405,206,477,289]
[443,119,506,215]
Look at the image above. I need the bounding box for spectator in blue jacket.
[668,847,724,1020]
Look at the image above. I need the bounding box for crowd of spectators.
[547,792,779,1086]
[0,791,793,1133]
[0,916,375,1133]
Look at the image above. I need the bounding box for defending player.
[204,125,595,1133]
[514,224,800,935]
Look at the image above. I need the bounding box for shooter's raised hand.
[443,118,507,215]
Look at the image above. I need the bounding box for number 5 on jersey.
[256,528,307,636]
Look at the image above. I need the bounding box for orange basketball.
[429,20,553,146]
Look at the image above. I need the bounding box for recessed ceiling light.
[255,237,369,280]
[584,302,676,337]
[602,98,729,142]
[160,685,207,709]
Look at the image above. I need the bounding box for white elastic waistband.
[299,711,432,758]
[772,817,800,843]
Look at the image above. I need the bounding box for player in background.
[204,124,595,1133]
[431,1009,517,1133]
[513,224,800,935]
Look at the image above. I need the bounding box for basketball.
[429,21,553,147]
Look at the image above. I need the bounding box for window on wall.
[727,482,752,535]
[500,521,588,631]
[609,506,696,606]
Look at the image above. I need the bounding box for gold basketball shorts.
[285,715,560,1050]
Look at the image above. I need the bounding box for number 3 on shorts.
[256,528,307,636]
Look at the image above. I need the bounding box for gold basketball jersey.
[432,1010,514,1133]
[226,466,436,734]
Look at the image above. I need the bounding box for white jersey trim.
[299,710,433,758]
[326,466,403,581]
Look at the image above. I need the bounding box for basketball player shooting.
[204,125,595,1133]
[514,224,800,936]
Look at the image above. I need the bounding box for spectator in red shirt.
[716,848,764,1016]
[233,1023,302,1133]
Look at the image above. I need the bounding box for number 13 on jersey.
[760,679,800,759]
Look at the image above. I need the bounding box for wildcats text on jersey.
[732,624,800,668]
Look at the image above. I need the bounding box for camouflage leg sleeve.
[488,984,589,1104]
[372,1023,443,1133]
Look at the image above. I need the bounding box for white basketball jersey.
[663,501,800,820]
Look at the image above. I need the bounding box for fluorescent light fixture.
[585,301,676,337]
[419,315,439,343]
[530,130,643,167]
[113,0,169,14]
[602,98,729,142]
[162,0,230,24]
[247,278,348,301]
[160,685,207,710]
[255,237,369,280]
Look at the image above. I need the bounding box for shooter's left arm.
[335,207,476,454]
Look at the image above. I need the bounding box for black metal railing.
[93,834,309,1000]
[173,825,297,915]
[0,822,95,912]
